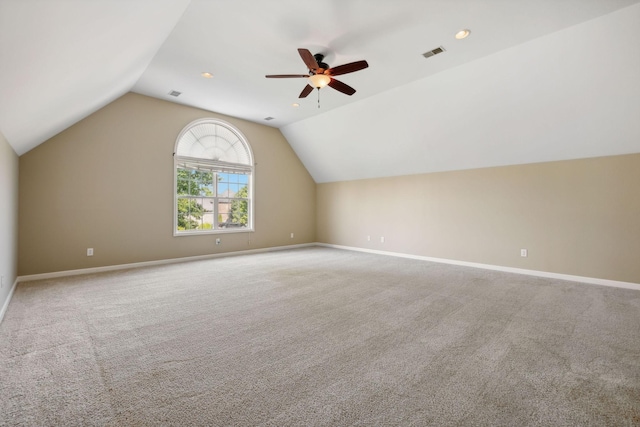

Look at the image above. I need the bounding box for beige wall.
[0,130,19,313]
[15,92,640,284]
[19,93,316,275]
[317,154,640,284]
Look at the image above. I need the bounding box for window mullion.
[212,172,218,230]
[213,196,219,230]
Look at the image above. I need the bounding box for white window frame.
[173,119,254,236]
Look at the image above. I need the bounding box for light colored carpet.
[1,247,639,426]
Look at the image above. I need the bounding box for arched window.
[174,119,254,235]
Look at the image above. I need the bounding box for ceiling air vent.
[264,117,275,121]
[422,46,446,59]
[168,90,182,97]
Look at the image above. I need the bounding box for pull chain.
[317,88,321,108]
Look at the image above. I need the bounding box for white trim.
[174,227,255,237]
[15,242,640,292]
[0,278,19,324]
[173,118,255,236]
[316,243,640,291]
[17,243,315,283]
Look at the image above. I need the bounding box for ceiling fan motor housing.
[313,53,329,72]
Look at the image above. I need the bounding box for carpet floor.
[1,247,639,426]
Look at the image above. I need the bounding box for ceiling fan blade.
[298,48,319,71]
[265,74,309,78]
[299,84,314,98]
[328,78,356,96]
[326,60,369,76]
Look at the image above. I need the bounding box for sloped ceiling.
[1,0,639,183]
[283,4,640,182]
[0,0,191,155]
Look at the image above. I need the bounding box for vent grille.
[264,117,275,121]
[168,90,182,97]
[422,46,446,59]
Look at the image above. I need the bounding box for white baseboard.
[17,243,316,283]
[317,243,640,292]
[0,277,19,324]
[16,242,640,293]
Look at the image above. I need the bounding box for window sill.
[173,228,254,237]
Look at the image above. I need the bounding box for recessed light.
[455,29,471,40]
[292,103,300,107]
[201,72,214,78]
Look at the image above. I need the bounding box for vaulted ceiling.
[1,0,639,182]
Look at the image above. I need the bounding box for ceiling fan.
[266,48,369,99]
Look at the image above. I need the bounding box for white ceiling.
[1,0,639,182]
[0,0,191,155]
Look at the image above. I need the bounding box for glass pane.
[218,199,230,228]
[176,164,250,233]
[218,212,229,228]
[219,198,248,228]
[199,182,214,196]
[217,177,229,197]
[201,213,214,230]
[202,198,214,213]
[217,172,248,198]
[191,179,197,195]
[177,168,191,196]
[177,179,189,196]
[236,184,248,199]
[177,198,188,231]
[192,170,206,181]
[192,198,205,231]
[177,197,203,231]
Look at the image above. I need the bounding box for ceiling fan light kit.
[308,74,331,89]
[266,48,369,107]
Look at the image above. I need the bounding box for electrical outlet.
[216,238,221,245]
[247,239,251,246]
[367,235,371,242]
[87,248,94,256]
[520,249,528,257]
[290,232,294,239]
[380,236,385,243]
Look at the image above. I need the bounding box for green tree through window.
[176,169,214,231]
[229,185,248,226]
